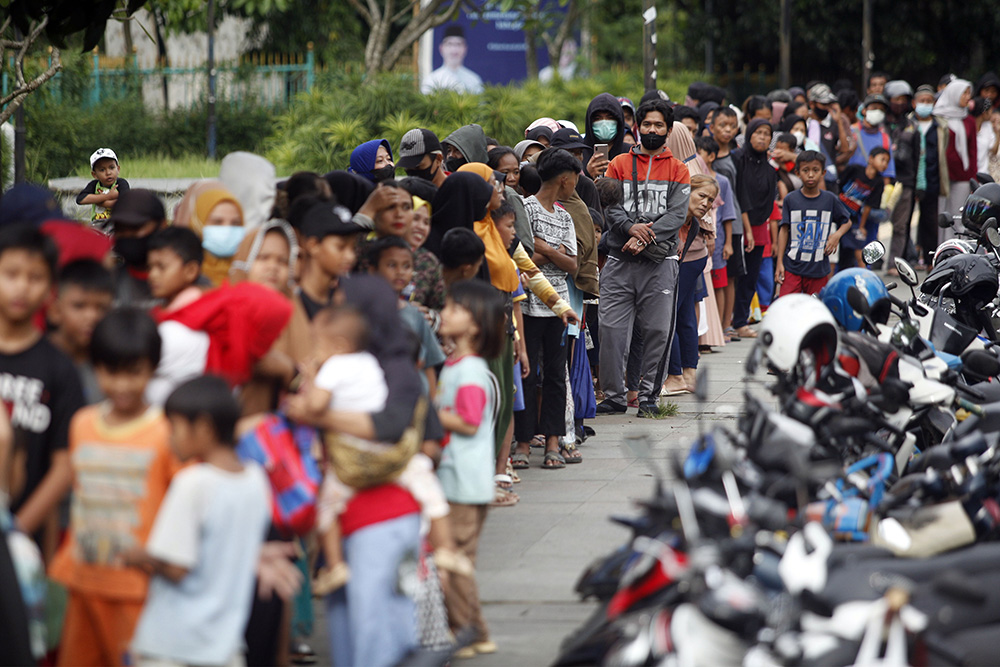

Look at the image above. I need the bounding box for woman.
[934,79,977,242]
[349,139,396,184]
[427,172,494,258]
[487,147,521,191]
[407,196,446,312]
[513,139,545,163]
[174,180,246,286]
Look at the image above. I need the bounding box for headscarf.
[323,171,375,215]
[770,101,788,125]
[934,78,973,170]
[698,101,720,125]
[229,220,299,295]
[666,122,701,174]
[349,139,392,183]
[218,152,275,231]
[514,139,545,161]
[412,196,431,216]
[734,118,777,227]
[789,86,806,101]
[525,127,553,144]
[426,172,492,258]
[456,163,520,292]
[526,117,562,136]
[174,180,245,286]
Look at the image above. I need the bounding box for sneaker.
[595,400,627,415]
[636,401,660,418]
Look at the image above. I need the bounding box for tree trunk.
[363,0,462,77]
[525,27,539,80]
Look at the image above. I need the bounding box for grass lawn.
[74,154,222,180]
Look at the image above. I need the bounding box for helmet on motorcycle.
[819,268,890,332]
[758,294,839,373]
[961,182,1000,239]
[932,238,976,268]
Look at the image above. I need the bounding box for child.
[76,148,130,232]
[126,375,271,667]
[48,309,176,667]
[710,107,750,337]
[838,146,890,269]
[440,227,486,287]
[47,260,114,405]
[0,225,85,557]
[695,136,737,331]
[305,305,460,595]
[776,151,853,296]
[436,279,505,659]
[773,132,804,204]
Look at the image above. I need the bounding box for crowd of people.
[1,67,1000,667]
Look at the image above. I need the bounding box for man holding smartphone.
[582,93,628,179]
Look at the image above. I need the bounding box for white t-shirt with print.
[522,196,578,318]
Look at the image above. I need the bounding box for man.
[884,80,914,138]
[109,189,168,309]
[806,83,853,190]
[442,124,489,172]
[885,81,918,269]
[397,128,447,188]
[597,99,691,417]
[848,94,896,179]
[421,25,484,95]
[867,71,889,97]
[547,128,599,296]
[911,84,945,267]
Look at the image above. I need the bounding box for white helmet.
[757,294,839,373]
[932,239,975,268]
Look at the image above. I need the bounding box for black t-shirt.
[0,337,85,513]
[299,289,330,321]
[74,177,130,205]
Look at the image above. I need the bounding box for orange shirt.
[49,405,180,601]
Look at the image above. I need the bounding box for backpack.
[236,412,321,537]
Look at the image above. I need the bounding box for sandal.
[511,452,530,469]
[312,561,350,596]
[724,327,741,341]
[505,460,521,484]
[560,444,582,464]
[433,548,475,577]
[530,435,546,449]
[735,325,758,338]
[494,473,514,491]
[490,485,520,507]
[542,450,566,469]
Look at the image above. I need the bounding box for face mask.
[813,107,829,120]
[640,131,667,150]
[865,109,886,126]
[915,102,934,118]
[404,160,438,182]
[792,130,806,147]
[114,235,150,268]
[372,164,396,183]
[202,225,247,258]
[592,119,618,141]
[445,156,466,172]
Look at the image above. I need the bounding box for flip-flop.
[560,445,582,464]
[490,486,519,507]
[511,452,530,469]
[542,450,566,469]
[530,435,546,449]
[724,327,741,341]
[735,326,758,339]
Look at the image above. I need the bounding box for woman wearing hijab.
[218,151,276,231]
[730,118,777,339]
[349,139,396,184]
[934,79,978,241]
[324,171,376,214]
[174,180,247,286]
[426,172,494,257]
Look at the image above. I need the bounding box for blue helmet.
[819,268,890,331]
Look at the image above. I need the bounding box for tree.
[0,18,62,125]
[347,0,466,78]
[496,0,582,80]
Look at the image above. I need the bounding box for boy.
[76,148,130,232]
[47,260,114,404]
[838,147,890,269]
[773,132,803,204]
[48,309,176,666]
[695,136,738,331]
[126,375,271,667]
[440,227,486,287]
[776,152,853,296]
[0,225,85,557]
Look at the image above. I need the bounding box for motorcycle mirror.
[938,212,955,229]
[847,285,871,316]
[861,240,885,265]
[986,218,1000,249]
[893,257,918,287]
[890,319,920,348]
[961,349,1000,378]
[977,171,996,185]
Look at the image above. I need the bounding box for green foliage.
[71,154,222,179]
[266,68,705,174]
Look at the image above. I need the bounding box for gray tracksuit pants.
[598,255,680,406]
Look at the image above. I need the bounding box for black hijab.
[426,172,493,258]
[733,118,777,227]
[323,170,375,215]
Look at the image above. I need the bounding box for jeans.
[515,315,568,440]
[915,189,940,264]
[669,256,709,374]
[732,245,764,329]
[326,514,420,667]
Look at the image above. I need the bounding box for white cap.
[90,148,118,168]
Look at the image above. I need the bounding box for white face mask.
[865,109,886,126]
[791,130,806,146]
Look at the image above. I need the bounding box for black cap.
[550,128,589,151]
[443,25,465,40]
[301,200,364,239]
[397,128,443,170]
[109,189,165,227]
[862,93,889,109]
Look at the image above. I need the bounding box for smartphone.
[595,143,610,159]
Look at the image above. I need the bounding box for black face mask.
[114,235,150,268]
[405,160,438,182]
[813,106,829,120]
[372,165,396,183]
[445,156,467,173]
[639,131,667,150]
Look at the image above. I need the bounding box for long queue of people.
[1,69,999,667]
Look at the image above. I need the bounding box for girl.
[435,280,506,659]
[407,196,447,312]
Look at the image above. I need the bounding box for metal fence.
[2,44,315,111]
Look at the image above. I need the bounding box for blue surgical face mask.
[202,225,247,258]
[592,119,619,142]
[915,102,934,118]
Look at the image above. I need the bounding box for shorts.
[779,272,829,297]
[317,453,449,532]
[711,267,729,289]
[726,235,747,278]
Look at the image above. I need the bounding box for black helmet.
[962,182,1000,238]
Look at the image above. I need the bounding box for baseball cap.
[862,93,889,109]
[807,83,837,104]
[915,84,936,96]
[550,128,589,151]
[300,200,364,239]
[397,128,443,170]
[90,148,118,169]
[109,189,165,227]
